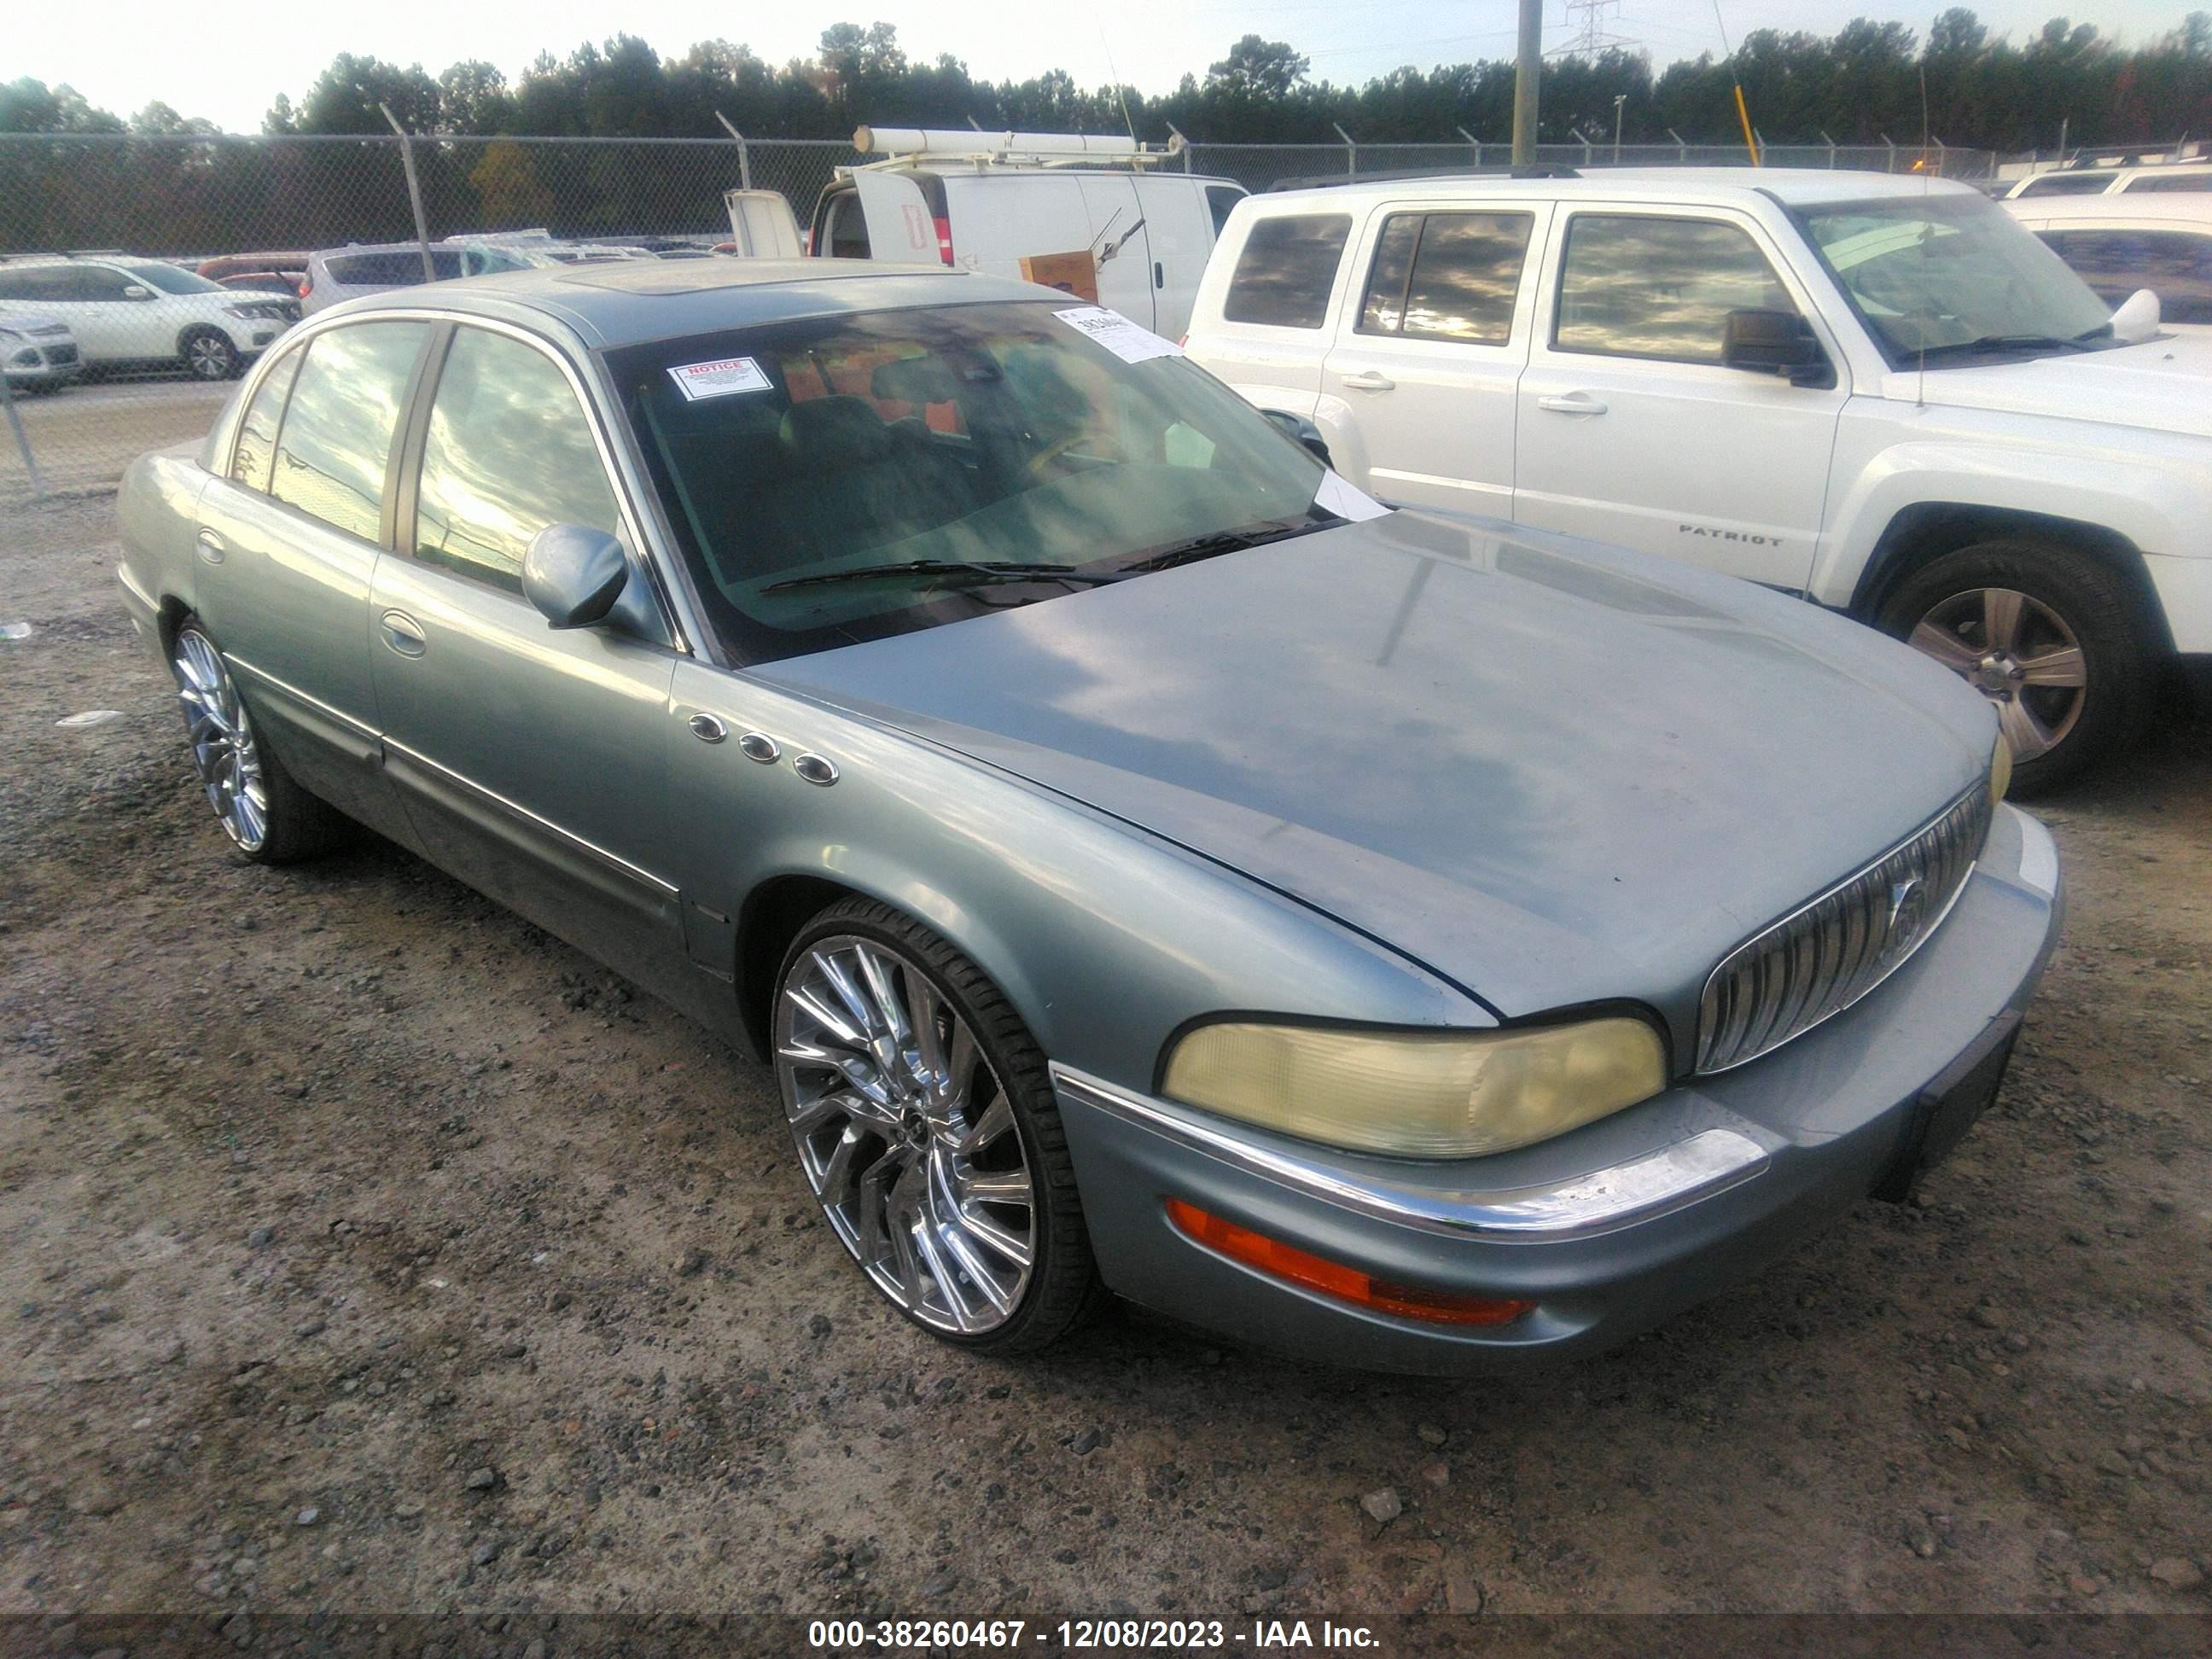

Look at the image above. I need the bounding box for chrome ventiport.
[738,731,780,764]
[792,752,839,786]
[688,712,728,744]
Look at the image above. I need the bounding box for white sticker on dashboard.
[668,356,773,401]
[1052,306,1184,364]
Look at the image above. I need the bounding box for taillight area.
[1164,1198,1535,1328]
[296,276,311,299]
[933,214,955,266]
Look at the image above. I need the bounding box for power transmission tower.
[1549,0,1636,58]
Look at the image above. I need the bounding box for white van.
[808,129,1247,339]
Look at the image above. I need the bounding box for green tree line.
[3,15,2209,253]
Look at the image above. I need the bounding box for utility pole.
[1512,0,1542,165]
[1612,94,1627,163]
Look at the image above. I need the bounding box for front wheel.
[773,898,1097,1352]
[1877,538,2156,796]
[179,327,240,381]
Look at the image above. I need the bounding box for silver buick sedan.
[115,260,2062,1372]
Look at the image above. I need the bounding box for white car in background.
[2005,192,2212,334]
[0,257,291,380]
[0,310,81,392]
[2003,161,2212,200]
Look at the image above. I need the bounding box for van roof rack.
[847,125,1186,175]
[1266,163,1581,192]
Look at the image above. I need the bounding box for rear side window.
[0,268,66,302]
[1205,185,1246,237]
[2014,174,2113,198]
[230,347,303,492]
[2122,174,2212,194]
[2040,228,2212,322]
[1221,215,1352,329]
[412,327,623,595]
[1359,212,1533,343]
[1555,215,1795,364]
[269,322,428,542]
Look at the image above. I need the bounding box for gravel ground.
[2,492,2209,1638]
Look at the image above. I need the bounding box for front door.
[1513,208,1846,589]
[1318,202,1545,515]
[369,322,685,983]
[193,319,431,837]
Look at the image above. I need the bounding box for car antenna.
[1097,23,1139,147]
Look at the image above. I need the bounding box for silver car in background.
[114,261,2060,1371]
[0,309,81,390]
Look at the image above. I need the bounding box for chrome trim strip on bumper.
[1050,1063,1769,1242]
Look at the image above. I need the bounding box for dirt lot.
[2,491,2209,1642]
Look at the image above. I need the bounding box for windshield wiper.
[1910,330,2106,361]
[1115,518,1330,577]
[762,559,1124,594]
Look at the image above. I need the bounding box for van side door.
[1512,206,1846,588]
[1316,201,1547,515]
[1076,173,1155,329]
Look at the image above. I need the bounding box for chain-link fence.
[0,125,2008,506]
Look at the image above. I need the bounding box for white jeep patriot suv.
[1185,169,2212,792]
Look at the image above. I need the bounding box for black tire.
[774,895,1098,1353]
[1874,538,2157,797]
[169,618,348,864]
[178,326,241,381]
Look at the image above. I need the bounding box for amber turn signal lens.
[1165,1198,1534,1328]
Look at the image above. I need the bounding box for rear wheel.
[169,620,346,863]
[773,897,1096,1352]
[179,327,240,381]
[1877,538,2155,796]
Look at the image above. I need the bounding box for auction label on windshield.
[1053,306,1184,364]
[668,355,773,400]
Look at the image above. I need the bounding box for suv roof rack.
[1266,163,1581,193]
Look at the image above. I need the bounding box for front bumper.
[1054,804,2064,1375]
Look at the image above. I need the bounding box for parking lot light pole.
[713,114,754,191]
[1512,0,1542,165]
[379,103,437,284]
[1613,95,1627,163]
[1332,122,1357,179]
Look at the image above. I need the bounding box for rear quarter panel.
[116,448,214,650]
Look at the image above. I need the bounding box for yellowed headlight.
[1989,732,2012,805]
[1160,1017,1668,1159]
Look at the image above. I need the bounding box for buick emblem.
[1884,876,1928,957]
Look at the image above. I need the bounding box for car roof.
[320,259,1051,349]
[2003,192,2212,225]
[1245,167,1983,212]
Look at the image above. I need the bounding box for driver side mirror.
[1260,408,1332,466]
[121,284,154,301]
[522,524,630,631]
[1722,309,1829,386]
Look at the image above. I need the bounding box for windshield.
[608,300,1359,663]
[126,263,223,295]
[1796,192,2116,362]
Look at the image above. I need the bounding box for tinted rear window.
[1222,215,1352,329]
[2014,174,2114,198]
[2123,173,2212,194]
[325,250,463,286]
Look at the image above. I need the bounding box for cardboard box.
[1019,250,1100,304]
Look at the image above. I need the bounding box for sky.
[13,0,2201,133]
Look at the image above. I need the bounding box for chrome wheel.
[172,627,268,851]
[1908,585,2087,762]
[776,934,1036,1335]
[183,331,236,381]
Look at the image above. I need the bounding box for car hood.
[1891,331,2212,437]
[756,513,1994,1035]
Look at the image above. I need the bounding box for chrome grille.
[1697,785,1992,1074]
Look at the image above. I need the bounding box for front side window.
[1556,216,1796,363]
[230,347,303,492]
[2014,173,2114,198]
[1359,212,1532,344]
[1796,191,2117,362]
[413,328,623,594]
[126,263,224,295]
[609,300,1345,664]
[1222,215,1352,329]
[268,322,428,542]
[2041,228,2212,323]
[71,265,137,302]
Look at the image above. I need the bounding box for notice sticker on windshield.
[668,356,772,401]
[1053,306,1183,364]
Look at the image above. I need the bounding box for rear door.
[1075,173,1155,328]
[370,320,687,982]
[1512,206,1846,588]
[1137,176,1229,338]
[192,319,432,837]
[852,171,943,264]
[1317,201,1545,515]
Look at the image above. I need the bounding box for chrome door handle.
[1536,393,1608,416]
[1340,370,1396,393]
[195,529,226,564]
[379,609,427,658]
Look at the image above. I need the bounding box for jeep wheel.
[1878,538,2154,796]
